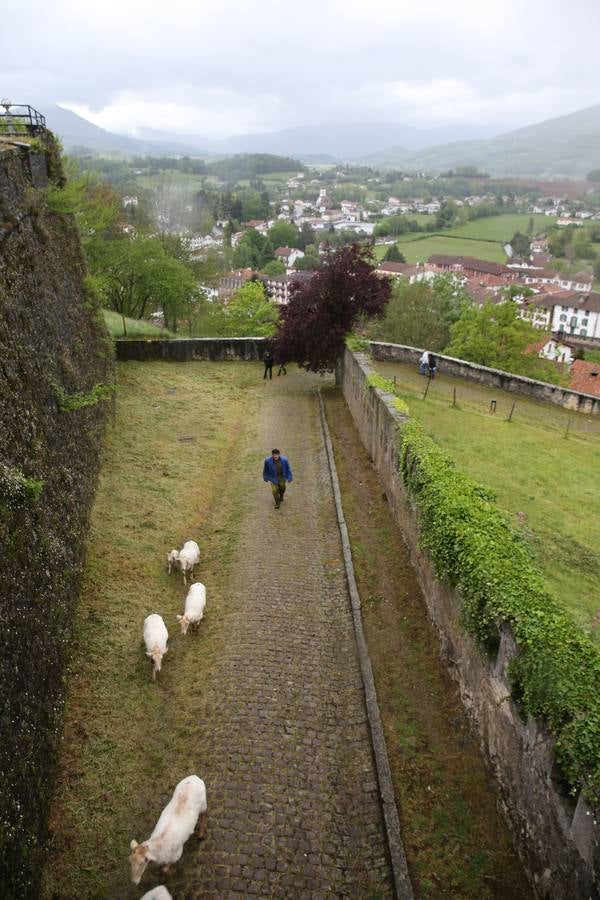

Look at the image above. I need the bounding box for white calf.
[129,775,207,885]
[176,582,206,635]
[178,540,200,585]
[139,887,172,900]
[143,614,168,681]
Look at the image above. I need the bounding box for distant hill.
[38,105,211,156]
[34,102,600,177]
[380,103,600,177]
[210,121,505,159]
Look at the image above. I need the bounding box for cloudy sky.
[3,0,600,138]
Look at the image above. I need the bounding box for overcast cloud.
[3,0,600,138]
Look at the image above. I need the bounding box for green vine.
[53,382,115,412]
[345,332,370,353]
[398,419,600,801]
[365,373,410,416]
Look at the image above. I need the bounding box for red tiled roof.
[548,291,600,313]
[377,261,413,274]
[427,255,510,276]
[570,359,600,397]
[275,246,295,257]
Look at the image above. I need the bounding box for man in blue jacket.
[263,448,293,509]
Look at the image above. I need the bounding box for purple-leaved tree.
[273,244,391,379]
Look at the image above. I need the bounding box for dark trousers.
[271,481,286,506]
[277,365,287,375]
[263,364,273,379]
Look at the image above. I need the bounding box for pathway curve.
[183,372,394,898]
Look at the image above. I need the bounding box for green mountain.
[368,103,600,178]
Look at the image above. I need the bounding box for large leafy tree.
[383,244,406,263]
[368,276,467,351]
[273,244,391,375]
[445,300,565,383]
[267,220,300,250]
[197,281,278,337]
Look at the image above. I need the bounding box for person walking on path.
[428,352,437,379]
[263,448,293,508]
[263,349,274,380]
[276,360,287,376]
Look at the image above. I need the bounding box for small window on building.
[560,314,567,322]
[582,319,589,327]
[580,329,588,336]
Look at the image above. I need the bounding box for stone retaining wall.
[115,337,265,362]
[341,346,599,899]
[370,340,600,415]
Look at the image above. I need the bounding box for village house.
[426,255,516,284]
[217,268,254,301]
[275,246,305,268]
[519,294,554,330]
[550,291,600,339]
[260,270,314,305]
[377,261,436,283]
[537,336,574,364]
[569,359,600,397]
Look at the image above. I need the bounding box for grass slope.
[41,361,259,898]
[374,359,600,634]
[103,309,172,338]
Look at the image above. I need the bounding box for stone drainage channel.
[318,390,413,900]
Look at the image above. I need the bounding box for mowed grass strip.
[41,361,260,899]
[322,388,530,899]
[374,359,600,634]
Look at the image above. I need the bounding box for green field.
[102,309,172,338]
[373,358,600,635]
[448,213,550,241]
[386,235,507,264]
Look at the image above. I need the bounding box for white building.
[550,291,600,339]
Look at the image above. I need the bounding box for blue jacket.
[263,455,293,485]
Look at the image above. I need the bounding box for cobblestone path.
[182,373,394,899]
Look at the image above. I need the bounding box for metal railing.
[0,102,46,136]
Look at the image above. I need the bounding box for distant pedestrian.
[263,349,274,380]
[419,349,429,375]
[428,353,437,378]
[276,360,287,376]
[263,448,293,509]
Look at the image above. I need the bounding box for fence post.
[508,400,516,422]
[452,387,457,407]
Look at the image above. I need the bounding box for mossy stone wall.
[0,141,113,897]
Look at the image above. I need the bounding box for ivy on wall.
[397,419,600,801]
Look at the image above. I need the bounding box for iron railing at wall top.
[0,103,46,136]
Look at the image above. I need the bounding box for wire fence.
[376,360,600,445]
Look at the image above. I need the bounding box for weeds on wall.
[397,419,600,802]
[365,372,410,416]
[53,382,115,412]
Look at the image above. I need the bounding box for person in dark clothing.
[277,361,287,376]
[263,350,274,379]
[428,353,437,378]
[262,448,293,508]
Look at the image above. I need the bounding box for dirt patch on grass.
[322,386,532,899]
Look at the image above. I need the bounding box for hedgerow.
[398,419,600,801]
